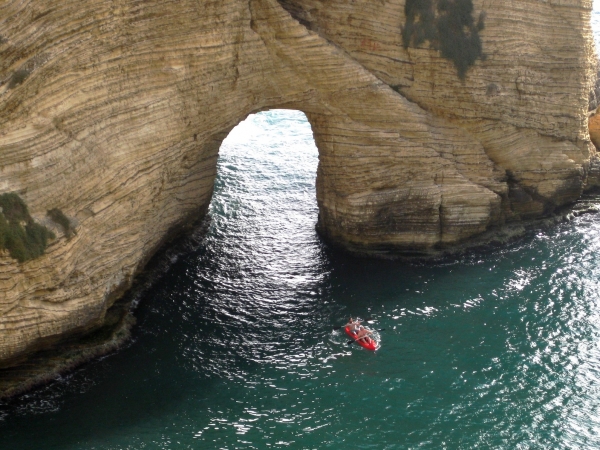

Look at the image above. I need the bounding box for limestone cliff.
[0,0,597,368]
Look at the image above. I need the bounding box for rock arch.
[0,0,596,367]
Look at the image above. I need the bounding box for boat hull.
[345,326,377,351]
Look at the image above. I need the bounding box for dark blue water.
[3,13,600,447]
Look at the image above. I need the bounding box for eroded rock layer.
[0,0,597,366]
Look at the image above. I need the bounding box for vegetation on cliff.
[47,208,75,239]
[402,0,485,79]
[0,193,55,262]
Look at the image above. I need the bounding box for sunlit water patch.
[4,29,600,448]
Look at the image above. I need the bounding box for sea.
[3,7,600,449]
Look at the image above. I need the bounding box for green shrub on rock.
[0,192,30,223]
[0,193,55,263]
[402,0,485,79]
[47,208,74,239]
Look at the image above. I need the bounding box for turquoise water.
[3,12,600,448]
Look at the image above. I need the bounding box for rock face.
[0,0,597,366]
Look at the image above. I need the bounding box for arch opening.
[207,108,324,273]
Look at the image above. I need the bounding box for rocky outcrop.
[0,0,597,368]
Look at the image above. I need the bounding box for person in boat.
[345,317,362,333]
[355,326,373,343]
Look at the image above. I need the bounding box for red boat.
[345,326,378,351]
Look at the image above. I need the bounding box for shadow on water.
[320,229,534,315]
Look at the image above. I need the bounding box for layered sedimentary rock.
[0,0,597,366]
